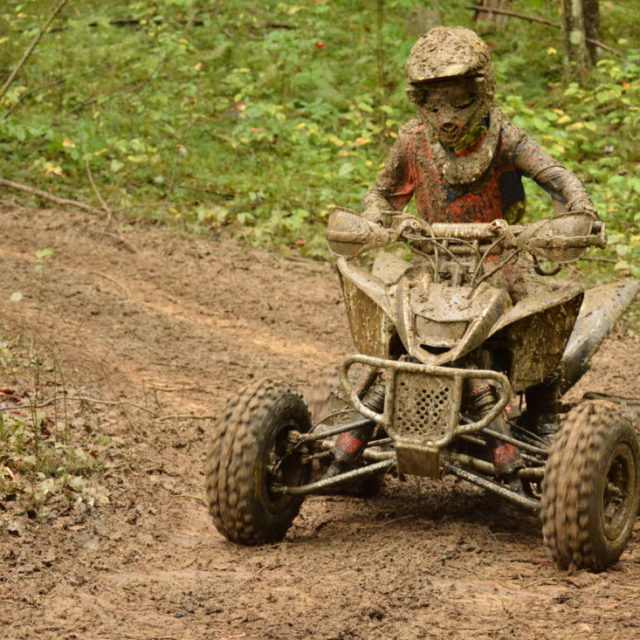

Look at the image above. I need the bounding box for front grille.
[391,371,455,442]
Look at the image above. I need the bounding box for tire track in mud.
[0,223,347,415]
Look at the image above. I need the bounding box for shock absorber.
[323,375,385,478]
[469,380,522,479]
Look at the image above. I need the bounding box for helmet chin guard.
[405,27,499,186]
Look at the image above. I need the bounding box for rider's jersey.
[363,115,590,225]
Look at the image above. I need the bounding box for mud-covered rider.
[363,26,596,234]
[324,26,597,480]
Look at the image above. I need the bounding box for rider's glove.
[567,198,599,220]
[361,206,387,226]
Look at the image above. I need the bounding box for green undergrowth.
[0,0,639,268]
[0,333,111,532]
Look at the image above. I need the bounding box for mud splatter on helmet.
[405,26,495,98]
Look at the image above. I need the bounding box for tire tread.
[541,400,640,571]
[205,379,309,545]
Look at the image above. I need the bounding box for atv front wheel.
[541,400,640,571]
[205,379,312,545]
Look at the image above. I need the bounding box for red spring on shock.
[492,443,518,469]
[335,432,365,457]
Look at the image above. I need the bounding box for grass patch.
[0,334,111,530]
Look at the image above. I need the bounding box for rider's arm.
[508,122,598,218]
[362,120,419,225]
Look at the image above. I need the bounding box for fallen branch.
[85,159,114,225]
[0,0,69,104]
[0,177,104,216]
[155,414,217,422]
[67,394,159,417]
[579,256,617,264]
[48,17,292,32]
[469,4,558,28]
[50,16,206,32]
[264,22,297,30]
[0,398,56,413]
[467,5,623,57]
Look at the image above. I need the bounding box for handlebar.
[326,207,606,264]
[401,220,523,241]
[395,214,603,246]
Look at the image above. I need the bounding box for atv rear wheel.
[205,379,312,545]
[541,400,640,571]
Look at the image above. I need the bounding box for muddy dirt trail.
[1,205,640,640]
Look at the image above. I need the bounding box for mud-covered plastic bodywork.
[337,253,592,392]
[335,242,638,497]
[561,280,640,391]
[338,251,640,397]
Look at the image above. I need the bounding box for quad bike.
[206,207,640,571]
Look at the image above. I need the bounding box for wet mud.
[1,205,640,639]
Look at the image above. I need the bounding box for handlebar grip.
[427,222,524,241]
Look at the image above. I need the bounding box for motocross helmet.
[405,27,500,185]
[405,26,495,95]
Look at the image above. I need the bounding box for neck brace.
[424,104,503,187]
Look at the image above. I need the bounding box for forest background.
[1,0,639,269]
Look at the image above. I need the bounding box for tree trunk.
[561,0,598,75]
[583,0,600,63]
[474,0,512,26]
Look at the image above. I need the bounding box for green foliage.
[0,0,639,264]
[0,335,109,526]
[500,49,640,272]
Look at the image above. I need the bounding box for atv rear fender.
[560,280,640,393]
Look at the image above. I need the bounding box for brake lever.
[392,215,432,242]
[488,218,517,249]
[532,254,562,276]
